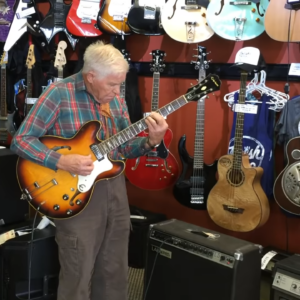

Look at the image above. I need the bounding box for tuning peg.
[207,51,211,55]
[150,68,154,72]
[164,53,167,56]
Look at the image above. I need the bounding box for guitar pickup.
[81,17,91,24]
[181,5,201,10]
[17,6,35,19]
[229,1,251,5]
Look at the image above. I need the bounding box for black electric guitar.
[127,0,165,35]
[173,46,217,210]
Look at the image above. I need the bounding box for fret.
[232,71,248,170]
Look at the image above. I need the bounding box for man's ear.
[86,72,94,84]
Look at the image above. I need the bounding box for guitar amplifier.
[0,149,29,226]
[272,254,300,300]
[0,222,60,300]
[144,219,262,300]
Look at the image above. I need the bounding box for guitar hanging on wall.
[119,48,131,100]
[207,70,270,232]
[127,0,165,35]
[160,0,214,43]
[125,50,180,190]
[16,74,221,219]
[206,0,268,41]
[173,46,217,210]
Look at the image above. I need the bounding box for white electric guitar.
[160,0,214,43]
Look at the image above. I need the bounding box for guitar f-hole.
[168,0,178,20]
[215,0,224,15]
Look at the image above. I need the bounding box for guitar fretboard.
[151,72,160,111]
[54,0,65,27]
[232,71,248,170]
[120,81,125,99]
[58,67,63,79]
[0,64,7,117]
[91,96,189,159]
[26,68,33,115]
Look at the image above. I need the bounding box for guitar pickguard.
[108,0,132,18]
[76,0,99,20]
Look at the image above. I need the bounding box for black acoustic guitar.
[127,0,165,35]
[173,46,217,210]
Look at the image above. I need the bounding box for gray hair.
[82,41,129,78]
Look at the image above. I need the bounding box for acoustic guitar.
[127,0,165,35]
[206,0,268,41]
[97,0,132,35]
[125,50,179,190]
[273,137,300,215]
[160,0,214,43]
[173,46,217,210]
[0,52,14,147]
[16,74,221,219]
[207,71,270,232]
[265,0,300,42]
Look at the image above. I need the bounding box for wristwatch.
[145,137,160,150]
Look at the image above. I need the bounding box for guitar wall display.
[125,50,180,190]
[16,74,221,219]
[264,0,300,42]
[206,0,268,41]
[160,0,214,43]
[127,0,165,35]
[207,70,270,232]
[0,52,14,147]
[173,46,217,210]
[273,138,300,216]
[97,0,132,35]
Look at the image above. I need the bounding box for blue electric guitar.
[206,0,269,41]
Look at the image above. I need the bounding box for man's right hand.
[56,154,94,176]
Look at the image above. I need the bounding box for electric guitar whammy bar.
[16,74,221,219]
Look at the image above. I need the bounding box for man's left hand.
[145,112,169,146]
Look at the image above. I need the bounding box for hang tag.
[289,63,300,76]
[233,103,258,114]
[235,47,260,66]
[26,97,38,105]
[16,6,35,19]
[0,230,15,245]
[261,250,277,270]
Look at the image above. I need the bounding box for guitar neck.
[92,95,189,158]
[120,81,125,99]
[232,71,248,170]
[0,64,7,118]
[26,68,33,114]
[193,68,206,169]
[151,72,160,111]
[58,67,63,79]
[54,0,66,27]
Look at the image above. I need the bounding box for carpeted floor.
[128,267,144,300]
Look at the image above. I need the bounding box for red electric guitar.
[66,0,104,36]
[125,50,179,190]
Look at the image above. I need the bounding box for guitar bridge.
[190,196,204,204]
[234,17,246,40]
[223,204,244,214]
[185,22,197,42]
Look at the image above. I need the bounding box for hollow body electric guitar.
[273,138,300,215]
[173,46,217,210]
[127,0,165,35]
[207,71,270,232]
[97,0,132,35]
[16,74,221,219]
[160,0,214,43]
[206,0,268,41]
[125,50,179,190]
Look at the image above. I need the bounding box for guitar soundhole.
[226,169,245,187]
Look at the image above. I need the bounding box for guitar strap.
[228,93,275,198]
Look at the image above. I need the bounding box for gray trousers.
[54,175,130,300]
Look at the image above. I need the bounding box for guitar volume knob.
[66,209,73,216]
[53,204,60,211]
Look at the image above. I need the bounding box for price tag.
[289,63,300,76]
[235,47,260,66]
[233,103,258,114]
[26,98,38,105]
[0,230,15,245]
[261,250,277,270]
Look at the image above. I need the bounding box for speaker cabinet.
[0,149,28,226]
[0,222,60,300]
[144,219,262,300]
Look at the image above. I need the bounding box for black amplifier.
[272,254,300,300]
[144,219,262,300]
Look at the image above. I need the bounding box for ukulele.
[160,0,214,43]
[13,44,36,130]
[273,138,300,215]
[0,51,14,147]
[125,50,180,190]
[207,70,270,232]
[127,0,165,35]
[173,46,217,210]
[97,0,132,35]
[66,0,104,37]
[206,0,268,41]
[265,0,300,42]
[16,74,221,219]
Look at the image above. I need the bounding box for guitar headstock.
[121,49,131,68]
[26,45,36,70]
[0,51,8,66]
[191,46,210,71]
[150,49,166,73]
[54,41,67,70]
[185,74,221,102]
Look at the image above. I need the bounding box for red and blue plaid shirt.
[10,71,148,170]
